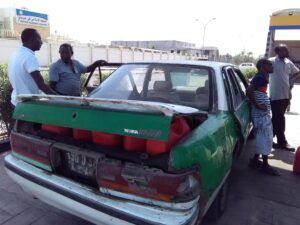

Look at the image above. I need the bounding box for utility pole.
[202,18,216,49]
[195,18,216,58]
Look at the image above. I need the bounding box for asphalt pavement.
[1,85,300,225]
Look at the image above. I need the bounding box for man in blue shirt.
[49,43,107,96]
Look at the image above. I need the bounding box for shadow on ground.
[202,139,300,225]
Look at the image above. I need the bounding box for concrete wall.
[0,39,19,63]
[111,40,196,51]
[0,38,195,67]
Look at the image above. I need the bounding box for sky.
[0,0,299,56]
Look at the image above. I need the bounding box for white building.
[0,7,50,40]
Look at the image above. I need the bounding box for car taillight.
[97,159,200,202]
[10,131,52,171]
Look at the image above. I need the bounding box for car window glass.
[227,69,243,108]
[89,65,147,99]
[130,68,147,93]
[232,70,246,97]
[90,64,211,111]
[148,68,166,90]
[170,68,209,91]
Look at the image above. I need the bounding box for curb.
[0,139,10,153]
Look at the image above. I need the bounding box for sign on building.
[15,8,48,27]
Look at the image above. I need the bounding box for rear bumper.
[4,154,199,225]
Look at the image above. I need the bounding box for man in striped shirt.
[247,58,280,176]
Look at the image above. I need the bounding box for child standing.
[246,58,280,176]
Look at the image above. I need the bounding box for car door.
[223,67,251,141]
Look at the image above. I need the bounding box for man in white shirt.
[269,44,300,152]
[8,28,56,106]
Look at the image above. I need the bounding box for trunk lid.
[14,94,205,141]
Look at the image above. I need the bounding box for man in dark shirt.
[49,43,107,96]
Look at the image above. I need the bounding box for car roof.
[125,60,234,69]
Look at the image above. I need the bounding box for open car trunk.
[11,94,208,203]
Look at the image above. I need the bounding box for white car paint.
[17,94,204,117]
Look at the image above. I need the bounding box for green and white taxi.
[5,61,251,225]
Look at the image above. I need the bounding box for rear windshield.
[89,64,212,111]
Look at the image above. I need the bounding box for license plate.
[65,151,96,178]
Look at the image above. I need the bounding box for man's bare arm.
[30,71,57,95]
[49,81,57,91]
[290,71,300,84]
[86,60,107,73]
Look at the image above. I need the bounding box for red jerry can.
[41,124,71,135]
[124,136,146,152]
[293,147,300,175]
[73,129,92,141]
[146,117,190,156]
[92,131,123,147]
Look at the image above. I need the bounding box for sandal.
[260,165,281,176]
[248,158,263,169]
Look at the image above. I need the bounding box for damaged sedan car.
[5,61,251,225]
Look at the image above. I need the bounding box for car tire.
[205,176,230,221]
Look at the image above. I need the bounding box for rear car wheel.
[205,176,229,221]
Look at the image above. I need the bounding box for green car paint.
[13,101,172,141]
[169,111,239,196]
[234,101,251,140]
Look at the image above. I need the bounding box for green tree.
[219,53,233,63]
[240,67,257,80]
[233,51,256,65]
